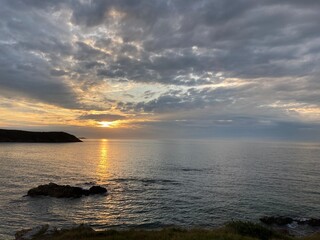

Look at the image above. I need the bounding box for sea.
[0,139,320,239]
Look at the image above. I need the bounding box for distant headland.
[0,129,82,143]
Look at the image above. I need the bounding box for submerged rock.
[27,183,107,198]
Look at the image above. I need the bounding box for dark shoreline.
[15,221,320,240]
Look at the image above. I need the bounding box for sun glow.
[98,121,118,128]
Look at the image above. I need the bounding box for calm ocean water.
[0,139,320,239]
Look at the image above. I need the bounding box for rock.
[307,218,320,227]
[44,225,57,235]
[15,224,93,240]
[15,225,53,240]
[293,217,320,226]
[260,216,293,225]
[27,183,107,198]
[260,216,320,227]
[89,185,108,194]
[28,183,84,198]
[294,217,309,225]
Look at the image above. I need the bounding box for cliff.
[0,129,82,143]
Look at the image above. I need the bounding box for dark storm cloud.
[78,114,126,122]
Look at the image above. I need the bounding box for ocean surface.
[0,139,320,239]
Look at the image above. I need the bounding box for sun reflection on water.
[96,139,110,183]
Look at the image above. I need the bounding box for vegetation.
[226,221,290,240]
[20,221,320,240]
[301,233,320,240]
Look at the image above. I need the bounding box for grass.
[22,221,320,240]
[301,233,320,240]
[226,221,291,240]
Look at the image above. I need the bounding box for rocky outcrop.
[260,216,293,225]
[298,218,320,227]
[89,185,108,195]
[0,129,82,143]
[260,216,320,227]
[27,183,107,198]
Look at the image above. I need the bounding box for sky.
[1,0,320,140]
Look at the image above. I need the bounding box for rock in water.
[307,218,320,227]
[27,183,107,198]
[89,185,108,194]
[260,216,320,227]
[260,216,293,225]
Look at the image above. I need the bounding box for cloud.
[78,114,126,122]
[50,69,68,76]
[1,0,320,139]
[4,0,320,86]
[0,0,80,109]
[116,87,239,113]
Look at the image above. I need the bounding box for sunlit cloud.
[98,121,119,128]
[1,0,320,140]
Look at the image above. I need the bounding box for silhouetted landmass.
[0,129,82,143]
[27,183,107,198]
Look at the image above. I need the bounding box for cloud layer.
[1,0,320,139]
